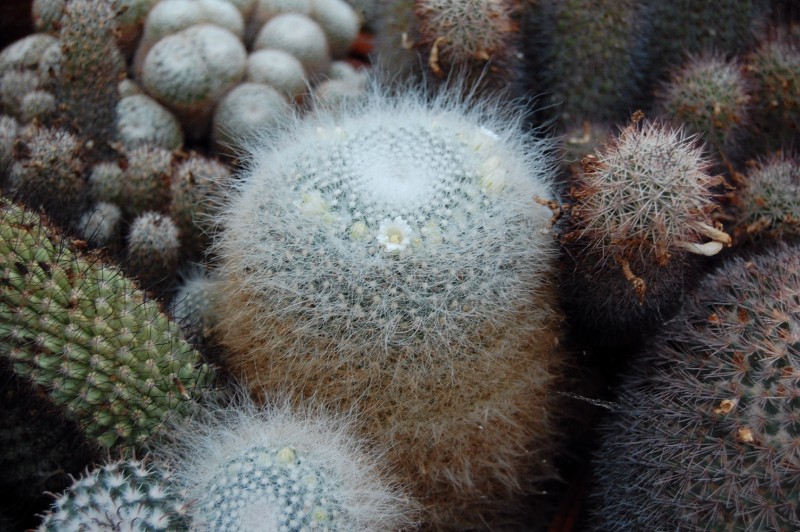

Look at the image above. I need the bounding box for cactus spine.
[210,85,565,528]
[38,458,187,531]
[559,115,730,345]
[590,244,800,530]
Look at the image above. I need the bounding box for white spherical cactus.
[38,458,187,531]
[135,0,245,74]
[252,0,312,28]
[246,48,308,99]
[141,24,247,136]
[116,93,184,150]
[253,13,331,77]
[212,84,564,528]
[212,82,291,156]
[309,0,360,58]
[160,396,418,531]
[0,114,18,167]
[0,33,58,76]
[77,201,122,247]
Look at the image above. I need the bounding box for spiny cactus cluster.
[0,0,799,530]
[590,244,800,530]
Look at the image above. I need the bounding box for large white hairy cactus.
[211,83,565,528]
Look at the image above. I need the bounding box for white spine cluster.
[38,459,186,531]
[217,84,556,357]
[161,397,417,531]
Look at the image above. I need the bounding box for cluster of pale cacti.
[0,0,798,530]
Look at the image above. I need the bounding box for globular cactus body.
[590,244,800,530]
[657,54,750,162]
[560,117,729,346]
[733,154,800,241]
[161,398,417,530]
[38,458,187,531]
[211,84,565,528]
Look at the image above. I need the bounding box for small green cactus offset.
[0,196,214,451]
[38,458,188,531]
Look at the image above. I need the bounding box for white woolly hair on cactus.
[157,390,419,531]
[211,77,563,527]
[217,78,557,358]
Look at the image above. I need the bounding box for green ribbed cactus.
[590,244,800,530]
[0,197,214,451]
[38,458,188,531]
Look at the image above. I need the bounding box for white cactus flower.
[376,216,413,252]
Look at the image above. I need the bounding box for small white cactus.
[0,33,58,76]
[141,24,247,135]
[116,93,184,150]
[246,48,308,99]
[253,13,331,77]
[135,0,245,74]
[159,395,418,531]
[212,82,291,155]
[309,0,361,58]
[77,201,122,247]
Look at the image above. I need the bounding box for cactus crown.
[568,116,725,261]
[161,397,418,530]
[215,82,556,357]
[38,458,186,531]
